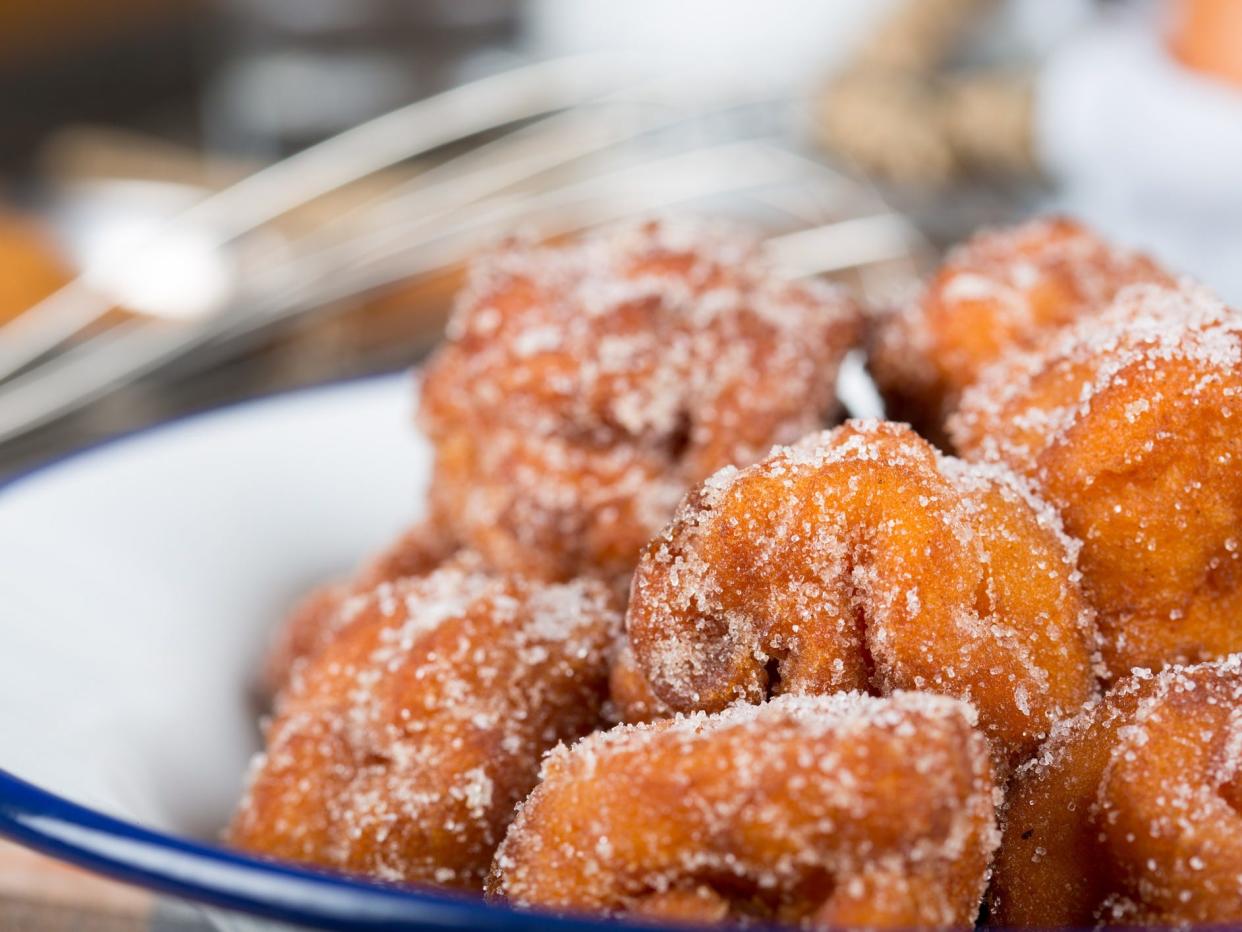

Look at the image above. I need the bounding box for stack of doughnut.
[232,214,1242,928]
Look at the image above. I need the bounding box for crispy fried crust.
[488,692,999,929]
[418,218,861,582]
[952,282,1242,677]
[991,657,1242,927]
[230,567,621,889]
[626,420,1100,771]
[871,216,1170,431]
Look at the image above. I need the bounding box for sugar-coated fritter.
[262,521,462,697]
[489,692,999,929]
[418,218,861,583]
[871,216,1171,431]
[627,420,1100,771]
[990,657,1242,927]
[230,566,620,889]
[952,282,1242,677]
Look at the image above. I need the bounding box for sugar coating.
[418,216,862,583]
[871,216,1171,431]
[230,566,622,889]
[952,281,1242,678]
[489,692,999,928]
[992,656,1242,927]
[954,280,1241,464]
[626,419,1101,772]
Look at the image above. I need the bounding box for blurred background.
[2,0,1241,479]
[1,0,1241,927]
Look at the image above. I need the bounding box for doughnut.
[489,692,999,929]
[261,521,463,697]
[418,217,861,583]
[871,216,1171,432]
[626,419,1100,770]
[951,282,1242,677]
[230,566,620,889]
[990,657,1242,927]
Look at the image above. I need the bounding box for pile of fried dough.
[231,216,1242,929]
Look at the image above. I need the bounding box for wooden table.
[0,841,215,930]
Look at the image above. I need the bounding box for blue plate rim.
[0,373,624,931]
[0,767,618,931]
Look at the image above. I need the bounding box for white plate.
[0,373,426,838]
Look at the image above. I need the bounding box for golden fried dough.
[490,692,998,929]
[627,420,1100,770]
[418,218,861,583]
[871,216,1170,432]
[991,657,1242,927]
[231,567,620,889]
[952,282,1242,677]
